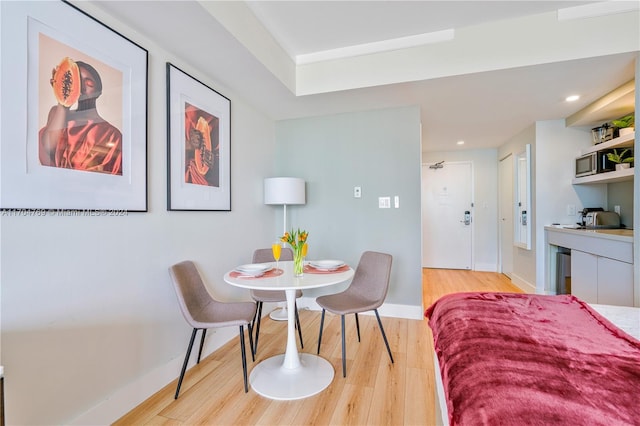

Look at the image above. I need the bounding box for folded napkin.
[229,269,283,279]
[304,264,349,274]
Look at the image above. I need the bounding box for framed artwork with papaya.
[166,63,231,211]
[0,1,148,211]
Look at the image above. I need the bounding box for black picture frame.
[166,63,231,211]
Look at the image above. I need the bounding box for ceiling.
[246,1,591,59]
[92,1,638,153]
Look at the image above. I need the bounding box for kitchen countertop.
[545,225,633,243]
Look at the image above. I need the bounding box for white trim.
[473,262,498,272]
[434,355,449,426]
[557,1,639,21]
[296,29,454,65]
[510,272,536,294]
[68,327,238,425]
[298,298,424,320]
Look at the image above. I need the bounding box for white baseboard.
[298,297,424,320]
[473,262,497,272]
[69,327,238,425]
[510,273,536,293]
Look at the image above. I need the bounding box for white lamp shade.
[264,177,306,205]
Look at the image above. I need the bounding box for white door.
[499,155,513,278]
[422,162,473,269]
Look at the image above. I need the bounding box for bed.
[425,292,640,426]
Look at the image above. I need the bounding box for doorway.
[499,154,514,278]
[421,161,473,269]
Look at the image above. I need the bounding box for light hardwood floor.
[114,269,523,426]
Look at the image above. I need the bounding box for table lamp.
[264,177,306,235]
[264,177,306,320]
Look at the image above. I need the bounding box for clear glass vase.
[293,250,304,277]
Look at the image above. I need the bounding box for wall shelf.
[572,167,634,185]
[581,132,635,155]
[573,132,635,185]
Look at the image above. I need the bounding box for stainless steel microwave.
[575,150,615,178]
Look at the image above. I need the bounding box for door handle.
[460,210,471,225]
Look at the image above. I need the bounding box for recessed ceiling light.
[566,95,580,102]
[457,140,465,145]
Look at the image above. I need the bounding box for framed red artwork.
[166,63,231,211]
[0,0,148,211]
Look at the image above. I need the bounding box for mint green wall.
[274,106,422,306]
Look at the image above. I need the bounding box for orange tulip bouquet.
[281,228,308,276]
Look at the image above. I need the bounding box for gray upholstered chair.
[251,247,303,353]
[169,260,256,398]
[316,251,394,377]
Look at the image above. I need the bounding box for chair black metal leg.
[317,309,326,354]
[355,312,361,342]
[341,314,347,377]
[294,302,304,348]
[197,329,207,363]
[251,303,258,330]
[253,301,263,353]
[374,309,394,364]
[247,321,255,362]
[239,325,249,393]
[175,328,198,399]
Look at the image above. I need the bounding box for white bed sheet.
[590,304,640,339]
[432,303,640,426]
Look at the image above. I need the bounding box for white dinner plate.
[235,263,271,275]
[309,260,345,271]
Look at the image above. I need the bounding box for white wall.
[534,120,607,293]
[423,149,499,272]
[497,120,608,293]
[498,125,537,290]
[1,3,278,424]
[431,121,612,292]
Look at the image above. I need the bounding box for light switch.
[378,197,391,208]
[394,196,399,208]
[354,186,361,198]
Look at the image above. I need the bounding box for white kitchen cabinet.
[597,256,634,306]
[571,250,598,303]
[571,249,633,306]
[546,226,634,306]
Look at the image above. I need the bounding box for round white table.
[224,260,354,400]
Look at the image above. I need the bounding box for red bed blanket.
[425,292,640,426]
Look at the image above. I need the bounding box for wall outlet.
[614,205,621,215]
[378,197,391,208]
[354,186,361,198]
[567,204,576,216]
